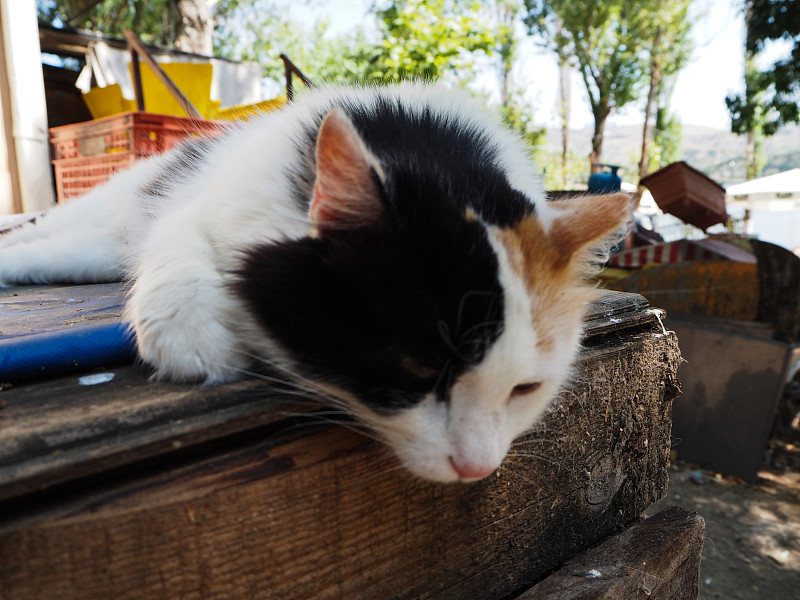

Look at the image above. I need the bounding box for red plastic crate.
[50,111,224,202]
[53,152,137,201]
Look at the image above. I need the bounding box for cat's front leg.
[125,215,248,383]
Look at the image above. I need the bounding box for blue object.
[588,164,622,193]
[0,322,137,381]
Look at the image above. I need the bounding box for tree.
[213,0,370,86]
[488,1,546,152]
[363,0,496,83]
[213,0,498,90]
[494,0,517,109]
[38,0,183,48]
[553,15,572,189]
[649,99,683,172]
[728,0,800,135]
[726,0,798,179]
[729,56,770,179]
[522,0,651,165]
[636,0,692,182]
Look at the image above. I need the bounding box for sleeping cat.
[0,84,629,483]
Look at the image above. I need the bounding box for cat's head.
[237,106,630,482]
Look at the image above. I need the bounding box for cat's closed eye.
[511,382,542,397]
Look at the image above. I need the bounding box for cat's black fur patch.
[235,180,506,414]
[288,96,535,228]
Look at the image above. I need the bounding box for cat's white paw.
[126,269,247,384]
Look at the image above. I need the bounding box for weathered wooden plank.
[520,506,705,600]
[0,326,680,600]
[0,284,651,340]
[0,290,656,504]
[0,283,127,338]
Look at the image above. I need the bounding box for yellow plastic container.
[216,97,287,121]
[131,62,221,118]
[83,62,219,119]
[82,84,136,119]
[82,62,285,121]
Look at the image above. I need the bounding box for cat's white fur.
[0,83,621,483]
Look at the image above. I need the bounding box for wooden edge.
[0,288,663,503]
[0,285,654,341]
[519,506,705,600]
[584,291,662,339]
[0,371,317,502]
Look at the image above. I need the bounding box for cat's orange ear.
[547,193,631,264]
[310,108,384,235]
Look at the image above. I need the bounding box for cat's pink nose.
[449,456,496,480]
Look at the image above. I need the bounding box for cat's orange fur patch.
[497,218,589,352]
[497,194,630,351]
[547,194,631,261]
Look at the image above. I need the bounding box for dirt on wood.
[645,431,800,600]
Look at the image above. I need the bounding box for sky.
[289,0,755,132]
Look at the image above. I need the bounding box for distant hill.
[543,123,800,186]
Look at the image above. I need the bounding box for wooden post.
[280,53,314,102]
[0,0,55,213]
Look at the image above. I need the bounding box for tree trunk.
[746,130,759,180]
[590,110,607,167]
[558,60,570,189]
[174,0,213,55]
[555,17,570,189]
[639,28,662,183]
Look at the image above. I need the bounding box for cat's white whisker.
[277,416,387,445]
[511,437,560,447]
[505,451,562,469]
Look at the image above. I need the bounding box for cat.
[0,83,629,483]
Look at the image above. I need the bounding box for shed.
[726,169,800,251]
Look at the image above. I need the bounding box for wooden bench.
[0,285,698,599]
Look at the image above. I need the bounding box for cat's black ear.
[310,108,384,236]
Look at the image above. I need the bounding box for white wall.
[0,0,54,214]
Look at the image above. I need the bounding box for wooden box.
[640,161,728,231]
[0,285,687,599]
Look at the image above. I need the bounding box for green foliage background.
[37,0,792,185]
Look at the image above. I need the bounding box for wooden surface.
[522,506,705,599]
[0,285,660,503]
[0,287,681,600]
[0,283,126,339]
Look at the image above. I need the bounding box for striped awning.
[608,239,756,268]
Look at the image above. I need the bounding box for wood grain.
[520,506,705,599]
[0,321,680,600]
[0,289,655,503]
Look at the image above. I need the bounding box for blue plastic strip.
[0,322,137,381]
